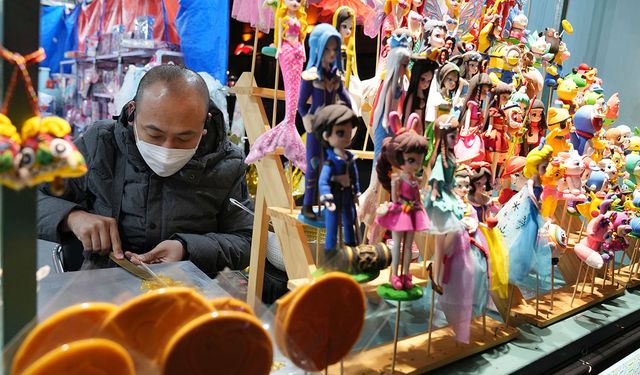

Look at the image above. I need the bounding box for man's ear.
[127,101,136,123]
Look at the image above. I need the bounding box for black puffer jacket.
[37,103,252,277]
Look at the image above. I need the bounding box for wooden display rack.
[326,317,518,374]
[233,71,519,371]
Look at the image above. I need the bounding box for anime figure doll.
[437,62,463,117]
[521,99,546,156]
[419,19,447,61]
[378,0,410,72]
[468,164,509,300]
[424,114,465,294]
[232,0,274,33]
[333,6,358,91]
[375,112,430,290]
[497,144,552,289]
[422,0,482,40]
[546,107,573,156]
[483,81,514,181]
[407,9,423,69]
[402,58,438,134]
[298,24,351,220]
[458,51,482,81]
[503,101,525,157]
[315,105,361,256]
[539,156,566,219]
[455,73,492,164]
[452,165,490,319]
[498,156,526,205]
[245,0,308,171]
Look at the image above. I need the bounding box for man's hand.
[65,210,123,258]
[126,240,185,265]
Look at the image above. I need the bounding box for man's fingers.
[132,247,162,265]
[79,235,93,252]
[98,223,111,255]
[109,221,123,259]
[90,230,101,253]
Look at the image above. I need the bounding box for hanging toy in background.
[617,124,632,150]
[17,116,87,194]
[483,81,514,181]
[375,112,430,292]
[455,72,492,164]
[0,46,87,194]
[245,0,308,172]
[0,114,22,190]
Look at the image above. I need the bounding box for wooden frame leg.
[247,186,269,309]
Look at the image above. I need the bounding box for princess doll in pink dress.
[232,0,275,33]
[455,73,492,164]
[376,112,430,290]
[245,0,308,171]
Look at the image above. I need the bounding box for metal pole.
[1,0,39,345]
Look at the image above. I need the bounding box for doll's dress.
[437,229,476,344]
[424,155,464,234]
[245,17,306,172]
[461,201,491,316]
[455,100,485,163]
[376,174,430,232]
[497,185,552,289]
[471,198,509,299]
[231,0,274,33]
[483,108,510,154]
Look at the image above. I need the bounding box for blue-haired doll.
[299,23,352,220]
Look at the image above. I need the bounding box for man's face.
[322,38,339,68]
[132,82,207,149]
[323,121,353,150]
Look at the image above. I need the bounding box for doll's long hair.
[428,114,460,170]
[458,72,491,122]
[402,59,438,124]
[482,81,513,131]
[333,6,358,89]
[274,0,308,47]
[523,144,553,178]
[305,24,343,80]
[377,131,429,192]
[385,0,411,16]
[469,167,493,196]
[527,99,547,132]
[373,47,411,130]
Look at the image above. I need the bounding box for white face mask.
[134,124,201,177]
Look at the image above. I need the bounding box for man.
[38,65,252,277]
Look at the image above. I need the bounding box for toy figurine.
[467,164,509,300]
[458,51,482,81]
[298,24,351,220]
[402,58,438,134]
[507,12,528,43]
[624,154,640,190]
[573,213,608,269]
[422,0,482,40]
[420,19,447,60]
[437,62,463,115]
[455,73,492,164]
[425,114,464,294]
[0,114,22,190]
[378,0,410,71]
[498,156,526,205]
[375,112,430,290]
[555,77,579,114]
[315,105,361,256]
[521,99,545,156]
[546,107,573,156]
[570,104,605,156]
[556,150,587,201]
[245,0,308,171]
[503,100,525,156]
[483,81,513,181]
[497,144,552,289]
[333,6,358,90]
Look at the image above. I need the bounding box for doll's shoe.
[426,264,443,295]
[391,275,403,290]
[401,274,414,289]
[301,205,317,220]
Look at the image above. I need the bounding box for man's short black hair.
[134,65,210,111]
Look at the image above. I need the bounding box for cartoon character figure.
[420,18,447,61]
[455,73,492,164]
[298,24,351,220]
[375,112,430,290]
[402,58,438,134]
[556,150,587,202]
[546,107,572,156]
[547,223,568,261]
[539,155,565,218]
[487,42,522,85]
[507,12,528,43]
[483,81,514,180]
[522,99,546,156]
[245,0,308,171]
[503,101,525,156]
[333,6,358,90]
[574,213,609,269]
[624,153,640,190]
[555,77,579,113]
[315,105,361,255]
[498,156,526,205]
[497,144,552,290]
[424,114,464,294]
[617,125,632,150]
[0,114,22,190]
[598,158,618,191]
[570,104,606,156]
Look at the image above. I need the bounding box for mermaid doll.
[245,0,308,171]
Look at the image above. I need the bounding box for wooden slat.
[326,317,518,374]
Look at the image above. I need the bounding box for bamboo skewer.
[570,263,583,307]
[427,288,436,356]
